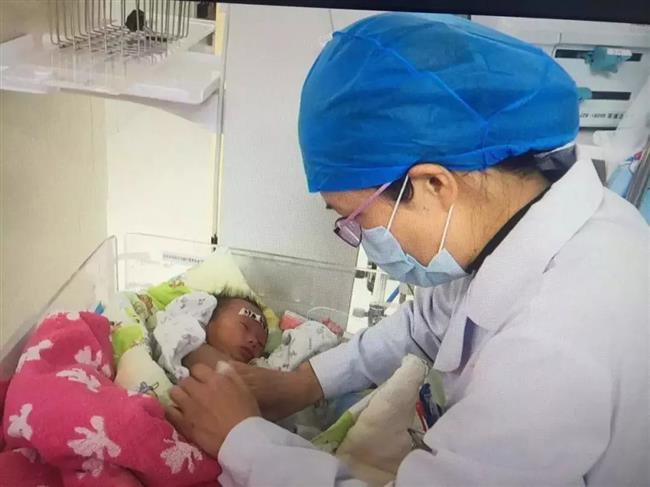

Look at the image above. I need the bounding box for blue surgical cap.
[299,13,579,192]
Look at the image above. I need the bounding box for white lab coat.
[218,158,650,487]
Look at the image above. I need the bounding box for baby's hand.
[182,344,229,370]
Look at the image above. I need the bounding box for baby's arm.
[183,343,230,370]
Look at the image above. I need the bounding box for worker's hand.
[229,361,324,421]
[165,362,260,458]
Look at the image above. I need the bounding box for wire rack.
[47,0,191,58]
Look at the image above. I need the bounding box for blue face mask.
[361,180,468,287]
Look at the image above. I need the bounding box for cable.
[386,285,400,303]
[327,9,335,32]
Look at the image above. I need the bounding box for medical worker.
[167,13,649,486]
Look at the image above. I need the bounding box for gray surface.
[219,5,357,267]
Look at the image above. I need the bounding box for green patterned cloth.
[312,390,376,453]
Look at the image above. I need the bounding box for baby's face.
[206,298,267,363]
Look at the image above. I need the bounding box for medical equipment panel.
[472,16,650,129]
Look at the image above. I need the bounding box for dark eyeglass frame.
[333,182,391,247]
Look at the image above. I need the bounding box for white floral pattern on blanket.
[16,340,53,372]
[75,345,112,378]
[56,368,101,393]
[68,416,121,479]
[8,403,34,440]
[161,429,204,474]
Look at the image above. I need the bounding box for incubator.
[0,233,379,380]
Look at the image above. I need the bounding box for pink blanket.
[0,312,220,487]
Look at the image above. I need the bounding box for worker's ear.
[407,164,458,210]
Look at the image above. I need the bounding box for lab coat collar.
[433,304,474,372]
[465,158,604,332]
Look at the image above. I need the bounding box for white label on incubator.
[162,252,206,266]
[606,48,632,57]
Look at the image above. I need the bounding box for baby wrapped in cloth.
[114,291,269,404]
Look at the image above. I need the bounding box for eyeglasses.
[333,182,391,247]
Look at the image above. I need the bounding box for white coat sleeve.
[310,279,466,399]
[218,417,366,487]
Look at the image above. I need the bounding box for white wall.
[105,99,216,244]
[218,4,358,266]
[0,92,108,346]
[0,1,109,347]
[330,9,383,29]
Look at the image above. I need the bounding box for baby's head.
[206,295,268,363]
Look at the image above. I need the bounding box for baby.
[153,291,268,382]
[182,295,269,370]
